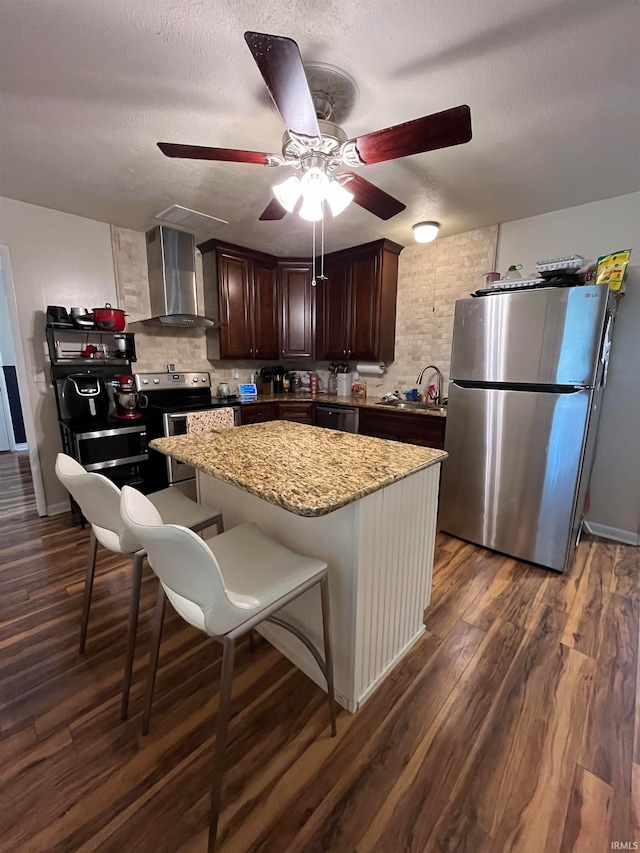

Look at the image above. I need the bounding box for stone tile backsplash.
[111,224,498,397]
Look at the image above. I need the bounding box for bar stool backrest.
[55,453,141,554]
[120,486,251,635]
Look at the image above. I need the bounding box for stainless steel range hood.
[142,225,220,328]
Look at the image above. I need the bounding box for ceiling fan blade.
[157,142,273,165]
[339,173,406,220]
[348,105,472,166]
[244,31,321,140]
[258,197,288,221]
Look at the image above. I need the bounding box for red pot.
[92,303,126,331]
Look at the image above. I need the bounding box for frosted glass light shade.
[273,175,301,213]
[272,168,354,221]
[326,180,354,216]
[299,196,324,221]
[300,167,329,202]
[413,221,440,243]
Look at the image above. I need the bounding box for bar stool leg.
[121,552,144,720]
[142,584,166,736]
[320,576,338,737]
[78,528,98,653]
[207,636,236,853]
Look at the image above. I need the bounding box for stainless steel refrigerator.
[439,284,616,572]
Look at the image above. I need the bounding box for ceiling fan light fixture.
[298,196,324,222]
[300,167,330,202]
[272,175,301,213]
[413,221,440,243]
[326,179,354,217]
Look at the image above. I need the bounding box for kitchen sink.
[377,400,447,414]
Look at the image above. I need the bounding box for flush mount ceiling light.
[272,162,354,221]
[413,221,440,243]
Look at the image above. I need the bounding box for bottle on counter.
[502,264,523,281]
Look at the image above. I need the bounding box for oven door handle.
[162,411,189,436]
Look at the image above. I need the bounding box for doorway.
[0,246,46,515]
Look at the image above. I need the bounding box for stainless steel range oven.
[136,372,240,498]
[162,407,240,489]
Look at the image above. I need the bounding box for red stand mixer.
[112,375,142,420]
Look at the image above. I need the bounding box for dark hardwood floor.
[1,449,638,852]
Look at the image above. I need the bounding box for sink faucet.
[416,364,442,404]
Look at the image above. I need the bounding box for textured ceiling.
[1,0,639,256]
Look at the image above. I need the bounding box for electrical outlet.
[233,369,239,380]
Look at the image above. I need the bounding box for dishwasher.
[315,404,359,433]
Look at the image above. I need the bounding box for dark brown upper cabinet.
[252,258,280,359]
[278,261,314,359]
[201,237,402,363]
[202,242,278,360]
[318,256,350,361]
[315,239,402,363]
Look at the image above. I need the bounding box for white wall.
[497,191,640,543]
[0,197,117,513]
[0,257,17,365]
[0,260,18,451]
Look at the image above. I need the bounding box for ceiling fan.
[158,31,472,222]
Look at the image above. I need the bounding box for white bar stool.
[55,453,224,719]
[119,485,337,853]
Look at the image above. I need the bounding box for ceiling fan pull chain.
[311,218,317,287]
[319,205,327,280]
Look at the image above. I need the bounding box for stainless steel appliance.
[65,422,148,471]
[315,404,359,433]
[137,371,240,497]
[439,284,616,572]
[142,226,220,328]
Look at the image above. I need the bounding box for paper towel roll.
[356,362,387,376]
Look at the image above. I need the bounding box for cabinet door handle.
[255,348,258,355]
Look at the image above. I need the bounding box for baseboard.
[47,501,70,517]
[583,521,639,546]
[14,443,28,451]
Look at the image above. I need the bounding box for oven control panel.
[134,372,211,391]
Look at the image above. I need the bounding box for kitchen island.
[151,422,446,712]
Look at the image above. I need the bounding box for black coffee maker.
[272,365,286,393]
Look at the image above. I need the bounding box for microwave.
[71,422,148,471]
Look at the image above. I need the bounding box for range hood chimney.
[142,225,219,328]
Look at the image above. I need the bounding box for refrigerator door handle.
[598,314,613,390]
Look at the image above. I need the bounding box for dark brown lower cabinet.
[358,408,446,450]
[276,401,314,425]
[238,402,278,425]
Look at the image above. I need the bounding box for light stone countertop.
[150,421,447,517]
